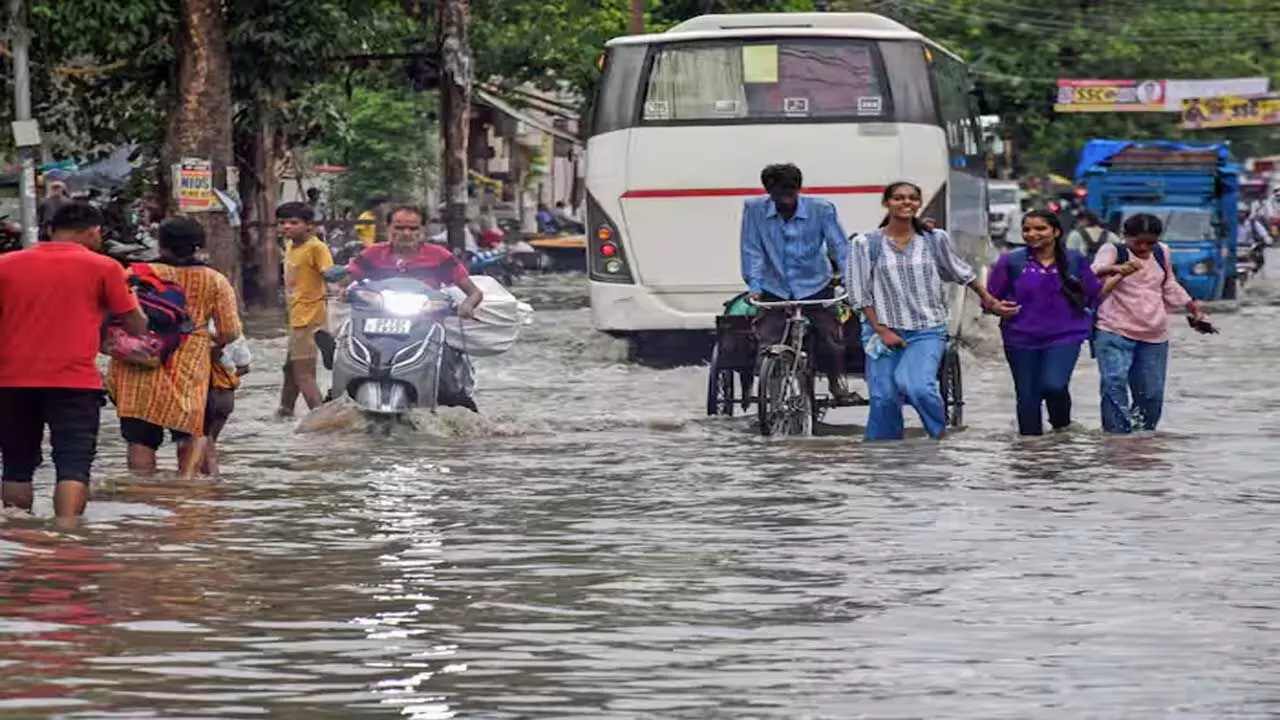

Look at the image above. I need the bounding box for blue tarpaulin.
[1074,139,1232,183]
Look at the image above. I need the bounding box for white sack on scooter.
[442,275,534,356]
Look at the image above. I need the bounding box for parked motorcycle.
[466,245,523,286]
[317,270,473,430]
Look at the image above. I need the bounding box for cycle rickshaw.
[706,291,964,436]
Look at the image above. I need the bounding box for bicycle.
[749,291,849,437]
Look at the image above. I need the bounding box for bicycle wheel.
[939,344,964,428]
[756,349,814,437]
[705,344,736,417]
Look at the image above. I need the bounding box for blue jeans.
[861,322,947,440]
[1004,343,1082,436]
[1093,330,1169,434]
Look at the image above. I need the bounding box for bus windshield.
[640,38,892,123]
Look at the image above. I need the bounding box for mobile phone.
[1187,316,1219,335]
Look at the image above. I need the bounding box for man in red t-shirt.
[0,202,146,521]
[344,205,484,317]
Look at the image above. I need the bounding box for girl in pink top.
[1091,214,1207,433]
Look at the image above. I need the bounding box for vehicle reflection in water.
[0,269,1277,717]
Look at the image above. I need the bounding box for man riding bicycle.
[741,163,854,403]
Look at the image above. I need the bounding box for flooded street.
[3,270,1280,719]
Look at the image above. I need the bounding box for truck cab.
[1077,141,1241,301]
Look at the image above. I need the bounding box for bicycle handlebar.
[748,290,850,309]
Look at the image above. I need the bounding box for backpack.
[1000,246,1090,306]
[865,228,966,284]
[998,244,1090,324]
[1111,242,1169,284]
[105,264,194,368]
[1083,227,1114,257]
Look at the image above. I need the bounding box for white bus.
[584,12,992,352]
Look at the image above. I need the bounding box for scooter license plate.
[363,318,412,336]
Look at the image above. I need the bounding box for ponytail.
[1024,209,1087,313]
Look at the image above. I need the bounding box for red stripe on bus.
[621,185,885,199]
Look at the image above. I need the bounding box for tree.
[309,85,438,209]
[163,0,236,281]
[885,0,1280,174]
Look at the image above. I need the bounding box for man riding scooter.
[318,205,485,411]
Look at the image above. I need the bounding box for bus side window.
[932,54,974,157]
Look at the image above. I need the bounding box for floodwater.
[3,265,1280,719]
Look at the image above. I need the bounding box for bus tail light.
[586,192,634,284]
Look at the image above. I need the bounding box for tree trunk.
[161,0,237,293]
[437,0,472,251]
[236,114,281,307]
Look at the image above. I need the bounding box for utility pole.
[7,0,37,247]
[630,0,643,33]
[437,0,472,252]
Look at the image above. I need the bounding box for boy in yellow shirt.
[278,202,333,417]
[356,209,377,245]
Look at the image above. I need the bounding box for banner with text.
[1181,94,1280,130]
[1055,78,1270,113]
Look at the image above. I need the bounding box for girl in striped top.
[848,181,1018,440]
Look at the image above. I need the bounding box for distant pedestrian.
[37,180,71,240]
[108,217,243,478]
[0,202,146,521]
[1064,211,1116,260]
[203,321,252,476]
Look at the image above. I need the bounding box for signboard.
[10,120,41,148]
[1181,94,1280,130]
[1056,79,1168,112]
[173,158,216,212]
[1056,77,1270,113]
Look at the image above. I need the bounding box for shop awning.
[474,88,582,147]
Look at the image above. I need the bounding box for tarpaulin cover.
[1074,140,1232,183]
[442,275,534,357]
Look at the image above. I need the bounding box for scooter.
[467,245,523,286]
[319,272,454,429]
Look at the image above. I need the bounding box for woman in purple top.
[987,210,1106,435]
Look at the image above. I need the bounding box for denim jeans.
[1004,343,1082,436]
[861,322,947,440]
[1093,330,1169,434]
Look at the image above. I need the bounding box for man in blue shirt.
[741,163,853,401]
[535,203,559,235]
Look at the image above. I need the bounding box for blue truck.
[1075,140,1242,301]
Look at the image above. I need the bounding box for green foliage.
[9,0,1280,179]
[309,84,437,209]
[891,0,1280,173]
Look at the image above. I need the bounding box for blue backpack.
[1000,246,1090,305]
[128,263,195,363]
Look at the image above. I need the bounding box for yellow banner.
[1182,94,1280,129]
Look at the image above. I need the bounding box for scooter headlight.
[379,290,431,316]
[1190,261,1213,276]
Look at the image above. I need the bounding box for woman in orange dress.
[107,217,242,477]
